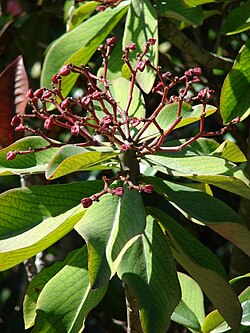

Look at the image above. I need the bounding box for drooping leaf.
[23,249,78,328]
[45,145,118,180]
[0,137,58,176]
[142,154,250,199]
[0,180,103,271]
[118,215,181,333]
[0,55,28,147]
[171,273,205,331]
[222,1,250,35]
[211,140,247,163]
[67,1,99,31]
[41,1,130,97]
[156,0,203,25]
[32,246,108,333]
[123,0,158,93]
[220,39,250,123]
[145,177,250,256]
[150,207,242,333]
[139,103,217,142]
[75,186,146,289]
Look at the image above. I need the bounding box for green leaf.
[139,103,217,142]
[41,1,130,97]
[123,0,158,93]
[118,215,181,333]
[23,249,78,328]
[220,40,250,123]
[171,272,205,331]
[45,145,118,180]
[145,177,250,256]
[150,207,242,333]
[211,140,247,163]
[183,0,215,5]
[0,180,103,271]
[156,0,203,25]
[75,187,146,288]
[222,1,250,35]
[142,154,250,199]
[0,137,58,176]
[67,1,99,31]
[32,246,108,333]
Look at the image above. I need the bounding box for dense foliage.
[0,1,249,332]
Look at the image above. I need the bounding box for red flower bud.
[192,76,200,83]
[136,61,146,72]
[11,115,21,127]
[101,115,113,125]
[15,125,26,131]
[42,90,52,99]
[26,89,33,99]
[81,96,91,106]
[193,67,202,75]
[126,42,136,50]
[106,37,116,46]
[44,117,54,130]
[198,89,208,100]
[92,91,101,100]
[130,117,140,127]
[96,5,106,12]
[120,144,128,151]
[115,187,124,196]
[147,38,156,45]
[34,88,43,99]
[152,82,164,93]
[52,73,61,84]
[71,124,80,136]
[61,97,71,108]
[60,65,71,76]
[143,184,154,193]
[6,151,17,160]
[81,197,93,208]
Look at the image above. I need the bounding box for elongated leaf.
[139,103,217,142]
[123,0,158,93]
[23,249,78,328]
[220,40,250,123]
[75,187,146,288]
[211,140,247,163]
[0,55,28,147]
[171,273,205,331]
[145,177,250,256]
[222,1,250,35]
[150,207,242,333]
[67,1,99,31]
[142,154,250,199]
[41,1,130,97]
[45,145,118,180]
[118,215,181,333]
[0,180,103,271]
[156,0,203,25]
[32,246,108,333]
[183,0,215,5]
[0,137,58,176]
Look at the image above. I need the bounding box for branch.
[159,17,233,71]
[125,284,143,333]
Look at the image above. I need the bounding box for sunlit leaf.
[67,1,99,31]
[222,1,250,35]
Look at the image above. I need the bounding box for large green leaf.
[32,246,108,333]
[0,180,103,271]
[67,1,99,31]
[139,103,217,142]
[156,0,203,25]
[222,1,250,35]
[41,1,130,97]
[23,249,78,328]
[211,140,247,163]
[220,40,250,123]
[145,177,250,256]
[0,137,58,176]
[123,0,158,93]
[45,145,118,180]
[75,187,146,288]
[142,154,250,199]
[150,207,242,333]
[171,273,205,332]
[118,215,181,333]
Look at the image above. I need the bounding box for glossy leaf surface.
[118,215,181,333]
[67,1,99,31]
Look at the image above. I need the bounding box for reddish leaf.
[0,55,28,148]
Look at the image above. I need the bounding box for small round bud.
[106,37,116,46]
[11,115,21,127]
[101,115,113,125]
[192,76,200,83]
[81,197,93,208]
[61,97,71,108]
[120,144,128,151]
[81,96,91,106]
[31,97,38,104]
[115,187,124,196]
[198,88,208,100]
[92,91,101,100]
[42,90,52,99]
[6,151,17,160]
[26,89,33,99]
[126,42,136,51]
[44,117,54,130]
[130,117,140,127]
[52,73,61,84]
[60,65,71,76]
[34,88,43,99]
[143,184,154,193]
[96,5,106,12]
[136,61,146,72]
[147,38,156,45]
[71,124,80,136]
[193,67,202,75]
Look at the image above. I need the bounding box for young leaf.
[0,55,28,147]
[0,180,103,271]
[75,187,146,289]
[145,177,250,256]
[0,137,58,176]
[41,1,130,98]
[220,39,250,123]
[118,215,181,333]
[149,207,242,333]
[32,246,108,333]
[67,1,99,31]
[45,145,118,180]
[171,273,205,331]
[123,0,158,93]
